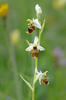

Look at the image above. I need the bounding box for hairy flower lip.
[30,49,40,57]
[42,77,49,85]
[27,25,35,34]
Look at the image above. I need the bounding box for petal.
[33,18,41,29]
[35,4,42,14]
[26,44,33,51]
[34,36,38,44]
[37,45,45,51]
[43,71,48,76]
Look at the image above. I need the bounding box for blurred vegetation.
[0,0,66,100]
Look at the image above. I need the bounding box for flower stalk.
[32,58,38,100]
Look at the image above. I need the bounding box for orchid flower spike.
[26,36,45,58]
[27,18,41,34]
[35,4,42,14]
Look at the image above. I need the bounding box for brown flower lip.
[27,24,35,34]
[30,46,40,57]
[42,77,49,85]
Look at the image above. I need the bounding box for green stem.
[32,58,38,100]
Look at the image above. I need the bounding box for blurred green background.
[0,0,66,100]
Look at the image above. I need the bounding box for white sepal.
[39,71,43,85]
[33,18,41,29]
[26,44,33,51]
[37,45,45,51]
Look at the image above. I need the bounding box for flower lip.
[35,4,42,14]
[42,77,49,85]
[30,49,40,58]
[28,25,35,34]
[27,19,35,34]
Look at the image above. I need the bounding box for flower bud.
[35,4,42,14]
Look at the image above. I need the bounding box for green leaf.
[20,74,33,91]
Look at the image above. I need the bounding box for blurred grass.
[0,0,66,100]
